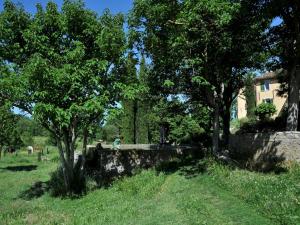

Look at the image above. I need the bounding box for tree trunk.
[222,104,231,150]
[212,103,220,154]
[133,100,138,144]
[69,127,76,168]
[81,127,88,170]
[160,125,166,145]
[56,138,72,191]
[58,132,76,194]
[286,66,300,131]
[0,146,2,159]
[147,123,151,144]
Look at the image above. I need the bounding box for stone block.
[229,132,300,163]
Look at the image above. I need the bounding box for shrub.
[237,117,287,134]
[254,103,277,121]
[238,117,250,127]
[49,166,86,197]
[236,106,286,134]
[235,117,256,133]
[49,167,68,197]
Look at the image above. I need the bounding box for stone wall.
[85,144,202,181]
[99,144,198,151]
[229,132,300,164]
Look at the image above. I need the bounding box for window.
[263,98,273,104]
[260,80,270,92]
[265,80,270,91]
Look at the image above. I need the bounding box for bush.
[239,117,252,127]
[236,106,287,134]
[49,166,86,197]
[235,117,256,133]
[254,103,277,121]
[49,167,68,197]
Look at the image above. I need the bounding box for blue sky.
[0,1,283,27]
[271,17,282,27]
[0,0,133,15]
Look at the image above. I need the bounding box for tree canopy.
[1,0,300,195]
[0,0,126,194]
[129,0,270,152]
[265,0,300,130]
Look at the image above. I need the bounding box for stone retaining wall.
[85,144,202,180]
[229,131,300,163]
[99,144,199,151]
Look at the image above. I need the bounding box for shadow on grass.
[17,181,50,200]
[0,165,38,172]
[155,153,289,180]
[236,159,289,174]
[155,157,208,179]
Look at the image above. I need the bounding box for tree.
[0,1,125,194]
[16,116,48,137]
[120,53,139,144]
[244,73,256,119]
[129,0,269,153]
[266,0,300,131]
[119,54,155,144]
[0,106,23,158]
[136,56,153,143]
[150,98,207,145]
[0,46,23,157]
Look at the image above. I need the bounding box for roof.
[254,71,277,82]
[254,69,284,82]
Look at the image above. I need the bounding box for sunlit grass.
[0,151,299,225]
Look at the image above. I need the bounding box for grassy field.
[0,150,300,225]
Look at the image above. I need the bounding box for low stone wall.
[99,144,198,151]
[85,144,202,181]
[229,132,300,164]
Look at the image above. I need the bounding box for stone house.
[237,71,287,119]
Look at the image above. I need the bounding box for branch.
[167,20,187,25]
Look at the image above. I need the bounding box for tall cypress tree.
[121,54,156,144]
[121,53,138,144]
[137,56,151,143]
[244,73,256,119]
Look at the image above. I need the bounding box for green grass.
[0,152,299,225]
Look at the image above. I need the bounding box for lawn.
[0,150,299,225]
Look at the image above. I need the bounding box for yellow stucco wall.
[237,88,247,119]
[255,79,287,117]
[237,78,287,119]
